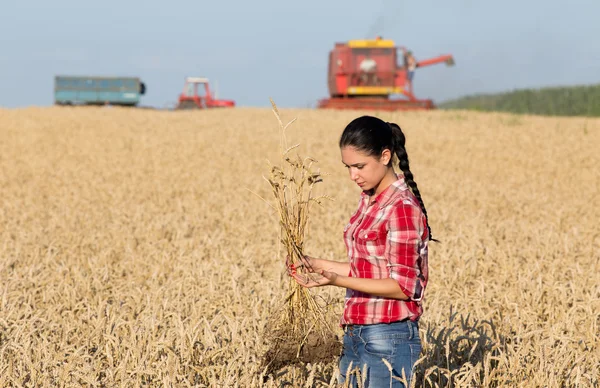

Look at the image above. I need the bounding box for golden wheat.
[0,106,598,387]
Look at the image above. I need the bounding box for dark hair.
[339,115,438,242]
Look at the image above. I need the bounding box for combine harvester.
[317,37,455,111]
[175,77,235,110]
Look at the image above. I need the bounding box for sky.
[1,0,599,109]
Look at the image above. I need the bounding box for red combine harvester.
[317,37,455,111]
[176,77,235,110]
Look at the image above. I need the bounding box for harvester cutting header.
[317,36,455,111]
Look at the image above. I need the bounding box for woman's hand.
[286,254,321,275]
[286,254,334,287]
[291,269,338,288]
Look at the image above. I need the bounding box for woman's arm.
[306,256,350,276]
[334,275,408,300]
[289,255,350,277]
[291,270,409,300]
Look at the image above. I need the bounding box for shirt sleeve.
[385,201,428,302]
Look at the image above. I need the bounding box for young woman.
[288,115,434,388]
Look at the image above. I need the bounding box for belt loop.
[408,320,414,340]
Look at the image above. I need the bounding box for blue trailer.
[54,75,146,106]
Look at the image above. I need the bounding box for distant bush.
[439,84,600,117]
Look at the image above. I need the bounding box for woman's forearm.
[332,275,408,300]
[312,258,350,276]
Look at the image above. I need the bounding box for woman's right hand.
[286,254,321,275]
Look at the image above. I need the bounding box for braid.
[388,123,439,243]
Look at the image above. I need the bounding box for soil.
[261,328,342,375]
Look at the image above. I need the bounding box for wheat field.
[0,106,598,387]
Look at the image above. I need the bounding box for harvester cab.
[317,37,455,111]
[176,77,235,110]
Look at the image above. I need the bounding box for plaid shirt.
[341,175,429,325]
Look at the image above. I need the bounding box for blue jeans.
[338,320,421,388]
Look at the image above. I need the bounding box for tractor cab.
[348,39,397,89]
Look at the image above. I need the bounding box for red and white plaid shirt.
[341,175,429,325]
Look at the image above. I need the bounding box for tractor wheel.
[176,100,200,110]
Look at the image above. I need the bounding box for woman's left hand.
[291,269,338,288]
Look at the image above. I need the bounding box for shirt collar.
[361,174,409,207]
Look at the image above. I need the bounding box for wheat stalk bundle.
[259,99,341,374]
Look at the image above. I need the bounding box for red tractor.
[176,77,235,110]
[317,37,455,111]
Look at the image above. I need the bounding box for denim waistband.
[342,319,419,338]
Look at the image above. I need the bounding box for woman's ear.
[380,149,392,165]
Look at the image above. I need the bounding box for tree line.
[439,84,600,117]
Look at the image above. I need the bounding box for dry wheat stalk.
[259,99,339,373]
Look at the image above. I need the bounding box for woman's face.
[341,146,391,192]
